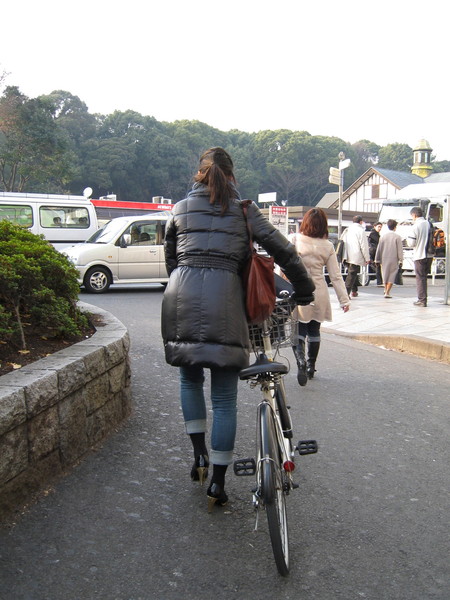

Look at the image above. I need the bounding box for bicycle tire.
[259,402,290,576]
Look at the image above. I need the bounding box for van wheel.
[84,267,111,293]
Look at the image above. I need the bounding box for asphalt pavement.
[0,277,449,600]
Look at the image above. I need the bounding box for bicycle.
[233,295,318,576]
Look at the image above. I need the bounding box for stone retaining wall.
[0,302,131,520]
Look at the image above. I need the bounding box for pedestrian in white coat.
[407,206,434,307]
[341,215,370,297]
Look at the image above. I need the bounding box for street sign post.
[329,167,341,186]
[330,154,351,238]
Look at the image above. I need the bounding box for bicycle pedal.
[233,458,256,476]
[297,440,318,455]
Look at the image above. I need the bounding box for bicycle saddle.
[239,353,288,380]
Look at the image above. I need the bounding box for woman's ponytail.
[194,147,236,214]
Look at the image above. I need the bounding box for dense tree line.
[1,86,449,205]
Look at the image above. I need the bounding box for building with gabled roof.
[323,139,450,215]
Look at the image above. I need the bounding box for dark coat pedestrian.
[160,147,315,511]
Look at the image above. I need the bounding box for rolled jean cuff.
[210,449,233,466]
[185,419,207,435]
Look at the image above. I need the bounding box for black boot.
[293,340,307,386]
[306,341,320,379]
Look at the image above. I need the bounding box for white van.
[61,213,170,293]
[0,192,99,249]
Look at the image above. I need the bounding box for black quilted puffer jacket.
[161,183,314,370]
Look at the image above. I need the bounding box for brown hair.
[299,208,329,239]
[194,147,236,214]
[387,219,397,230]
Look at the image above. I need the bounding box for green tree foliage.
[350,139,381,173]
[377,143,413,171]
[1,85,448,205]
[0,221,88,350]
[40,90,99,194]
[431,159,450,173]
[0,86,74,192]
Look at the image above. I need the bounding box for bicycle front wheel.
[259,402,290,576]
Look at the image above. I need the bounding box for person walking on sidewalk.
[292,208,350,383]
[407,206,434,307]
[368,222,383,286]
[161,147,315,511]
[341,215,370,298]
[374,219,403,298]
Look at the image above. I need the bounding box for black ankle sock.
[189,433,207,457]
[210,464,228,488]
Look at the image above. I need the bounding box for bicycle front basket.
[248,299,298,351]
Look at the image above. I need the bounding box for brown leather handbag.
[242,201,276,324]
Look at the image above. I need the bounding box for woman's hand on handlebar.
[292,292,315,306]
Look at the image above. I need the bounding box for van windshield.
[86,219,126,243]
[378,204,414,225]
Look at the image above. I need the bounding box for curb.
[0,302,131,523]
[323,328,450,364]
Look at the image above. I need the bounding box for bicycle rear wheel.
[259,402,290,576]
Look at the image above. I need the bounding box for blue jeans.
[179,366,239,466]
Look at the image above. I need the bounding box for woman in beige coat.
[374,219,403,299]
[293,208,350,383]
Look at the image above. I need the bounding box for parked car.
[61,213,170,293]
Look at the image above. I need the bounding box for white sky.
[1,0,449,160]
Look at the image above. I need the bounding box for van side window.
[125,221,161,246]
[40,206,90,228]
[429,204,442,223]
[0,204,33,228]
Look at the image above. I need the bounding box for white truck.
[0,192,99,249]
[378,182,448,276]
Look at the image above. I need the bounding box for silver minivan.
[61,213,170,293]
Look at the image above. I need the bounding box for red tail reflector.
[283,460,295,472]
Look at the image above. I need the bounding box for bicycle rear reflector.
[283,460,296,472]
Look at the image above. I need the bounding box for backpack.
[433,227,445,249]
[335,239,345,263]
[426,222,436,256]
[335,228,348,263]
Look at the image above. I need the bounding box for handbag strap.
[242,200,254,250]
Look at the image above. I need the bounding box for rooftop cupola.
[411,138,433,178]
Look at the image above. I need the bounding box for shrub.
[0,220,88,350]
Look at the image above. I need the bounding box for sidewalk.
[323,278,450,364]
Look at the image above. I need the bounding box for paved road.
[1,285,449,600]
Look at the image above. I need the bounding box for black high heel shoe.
[207,483,228,512]
[190,454,209,485]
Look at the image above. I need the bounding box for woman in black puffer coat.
[161,147,314,510]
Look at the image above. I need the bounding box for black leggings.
[297,320,321,343]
